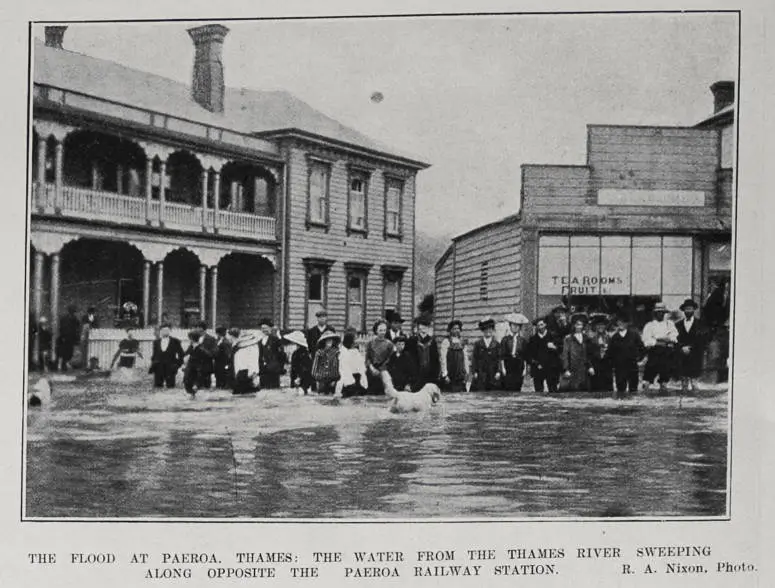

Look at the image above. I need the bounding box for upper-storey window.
[348,171,369,234]
[385,177,403,238]
[308,160,330,227]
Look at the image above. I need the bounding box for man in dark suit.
[214,326,233,389]
[56,305,81,371]
[526,317,562,393]
[607,316,645,399]
[194,321,217,388]
[407,315,440,390]
[259,318,287,388]
[150,324,185,388]
[306,309,335,350]
[387,334,418,392]
[500,312,529,392]
[385,310,406,342]
[675,299,707,393]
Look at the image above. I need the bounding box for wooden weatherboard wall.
[435,217,522,341]
[283,140,417,332]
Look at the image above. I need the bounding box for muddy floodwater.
[25,380,728,518]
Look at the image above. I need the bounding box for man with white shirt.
[675,299,707,393]
[641,302,678,394]
[149,324,185,388]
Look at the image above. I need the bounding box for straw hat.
[317,331,342,347]
[283,330,308,348]
[504,312,529,325]
[233,332,259,350]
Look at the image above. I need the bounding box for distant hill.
[414,231,453,310]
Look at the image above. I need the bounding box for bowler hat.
[570,312,589,325]
[589,313,610,327]
[386,309,405,323]
[679,299,699,311]
[478,317,496,331]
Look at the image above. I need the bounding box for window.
[348,173,368,233]
[537,234,695,315]
[385,178,403,237]
[308,160,330,226]
[303,258,333,328]
[382,271,402,317]
[345,263,371,333]
[347,275,365,332]
[480,261,489,301]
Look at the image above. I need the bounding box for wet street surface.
[25,381,728,518]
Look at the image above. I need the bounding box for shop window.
[631,247,662,295]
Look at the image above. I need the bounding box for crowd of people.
[30,292,728,402]
[452,298,717,399]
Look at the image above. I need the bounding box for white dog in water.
[381,372,441,413]
[29,378,51,406]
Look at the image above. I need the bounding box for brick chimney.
[44,26,67,49]
[188,24,229,113]
[710,81,734,113]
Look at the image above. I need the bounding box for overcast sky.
[36,13,738,238]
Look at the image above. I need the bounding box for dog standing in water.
[381,371,441,413]
[29,378,51,407]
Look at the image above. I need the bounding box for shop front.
[536,233,730,328]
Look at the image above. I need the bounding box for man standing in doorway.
[642,302,678,395]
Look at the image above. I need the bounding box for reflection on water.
[25,381,728,518]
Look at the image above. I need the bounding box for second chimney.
[188,24,229,113]
[44,26,67,49]
[710,81,735,113]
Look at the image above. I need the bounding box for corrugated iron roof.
[33,38,428,167]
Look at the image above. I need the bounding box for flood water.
[25,380,728,519]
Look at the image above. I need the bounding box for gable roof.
[33,38,428,168]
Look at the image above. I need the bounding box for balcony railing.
[33,183,276,241]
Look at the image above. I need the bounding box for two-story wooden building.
[29,24,428,364]
[435,82,734,339]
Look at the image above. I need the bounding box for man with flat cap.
[306,309,335,351]
[675,298,708,393]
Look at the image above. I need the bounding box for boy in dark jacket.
[183,331,212,396]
